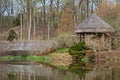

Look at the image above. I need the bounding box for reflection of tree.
[69,61,86,77]
[69,61,94,77]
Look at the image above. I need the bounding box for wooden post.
[83,34,85,42]
[109,35,112,51]
[100,33,103,49]
[84,33,86,43]
[80,34,81,42]
[80,34,83,42]
[82,34,84,42]
[102,33,105,49]
[101,33,105,48]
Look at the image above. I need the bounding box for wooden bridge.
[0,40,58,51]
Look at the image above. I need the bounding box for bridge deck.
[0,40,58,51]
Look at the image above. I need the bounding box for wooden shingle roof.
[75,14,114,33]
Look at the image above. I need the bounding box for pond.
[0,60,120,80]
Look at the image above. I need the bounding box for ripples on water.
[0,60,120,80]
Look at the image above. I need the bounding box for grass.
[52,48,69,53]
[0,55,49,63]
[48,48,69,57]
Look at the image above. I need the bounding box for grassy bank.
[0,56,49,63]
[0,48,70,63]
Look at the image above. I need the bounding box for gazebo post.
[77,33,81,42]
[83,33,85,42]
[80,34,81,42]
[100,33,103,49]
[102,33,105,48]
[81,34,83,42]
[109,34,112,51]
[84,33,86,43]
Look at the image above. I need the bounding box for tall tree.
[40,0,47,40]
[57,6,74,34]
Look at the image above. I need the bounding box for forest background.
[0,0,120,49]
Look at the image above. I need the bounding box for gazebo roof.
[75,14,114,33]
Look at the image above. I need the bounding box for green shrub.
[69,42,89,59]
[55,48,69,53]
[7,29,18,42]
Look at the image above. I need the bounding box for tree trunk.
[87,0,89,17]
[33,7,36,40]
[20,13,23,41]
[28,7,32,41]
[57,0,60,27]
[48,0,53,40]
[43,0,46,40]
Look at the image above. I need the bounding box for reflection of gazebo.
[75,14,114,51]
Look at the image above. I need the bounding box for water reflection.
[52,59,120,80]
[0,61,80,80]
[69,61,94,77]
[85,61,120,80]
[0,61,120,80]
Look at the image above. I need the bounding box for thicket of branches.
[96,2,120,49]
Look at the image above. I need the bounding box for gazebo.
[75,14,114,51]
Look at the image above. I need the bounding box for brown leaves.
[96,2,120,50]
[57,7,74,34]
[96,2,120,22]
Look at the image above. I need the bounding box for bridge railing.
[0,40,58,51]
